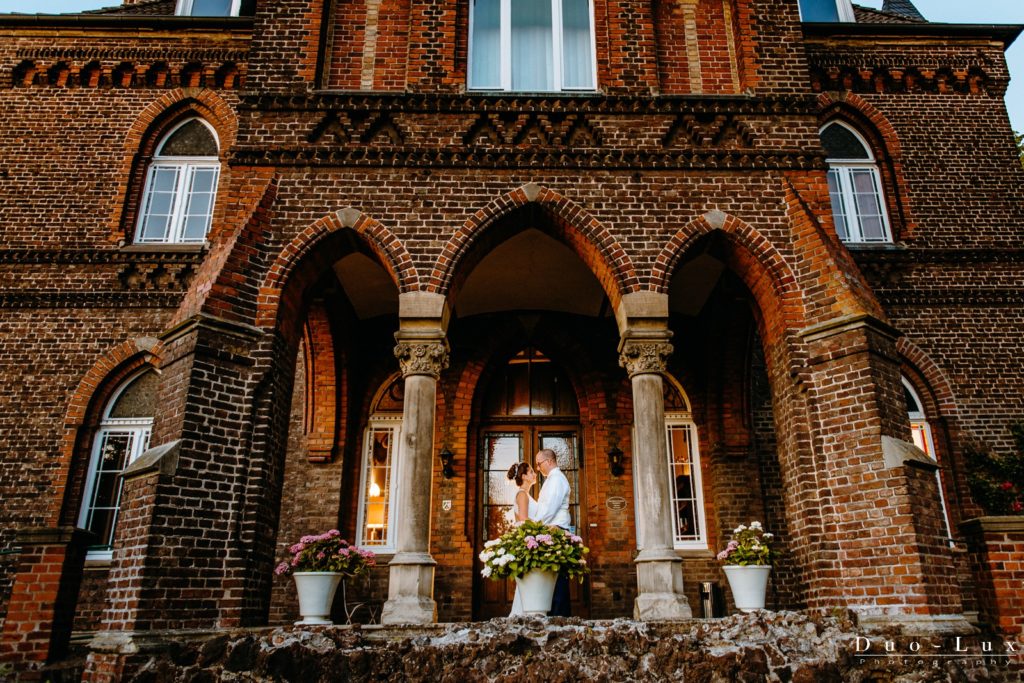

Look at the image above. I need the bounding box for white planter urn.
[723,565,771,612]
[293,571,343,625]
[514,570,558,616]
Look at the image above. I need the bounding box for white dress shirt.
[534,466,571,529]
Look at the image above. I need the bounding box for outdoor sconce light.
[607,445,624,477]
[440,448,456,479]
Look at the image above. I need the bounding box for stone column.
[382,293,449,625]
[620,336,692,621]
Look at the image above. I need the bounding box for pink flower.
[716,550,730,561]
[274,562,290,576]
[1013,500,1023,513]
[727,540,739,550]
[316,552,326,560]
[525,537,540,550]
[300,535,318,544]
[570,535,583,544]
[1000,481,1015,491]
[289,543,305,554]
[536,534,554,545]
[327,529,341,538]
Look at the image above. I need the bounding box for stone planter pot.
[723,565,770,612]
[293,571,343,625]
[514,570,558,616]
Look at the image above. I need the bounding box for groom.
[533,448,571,617]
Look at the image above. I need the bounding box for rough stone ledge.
[109,611,1023,682]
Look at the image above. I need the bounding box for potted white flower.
[479,520,589,616]
[275,530,376,625]
[717,521,774,613]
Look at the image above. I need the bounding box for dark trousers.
[549,570,571,617]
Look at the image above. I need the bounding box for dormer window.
[175,0,241,16]
[820,121,892,243]
[135,118,220,244]
[468,0,596,92]
[799,0,855,22]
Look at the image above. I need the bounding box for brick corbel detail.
[0,527,93,678]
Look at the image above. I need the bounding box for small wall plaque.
[606,496,627,512]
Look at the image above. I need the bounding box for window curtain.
[470,0,501,88]
[561,0,592,89]
[511,0,553,91]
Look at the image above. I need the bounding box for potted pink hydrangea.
[717,521,774,613]
[275,530,375,625]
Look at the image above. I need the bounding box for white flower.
[734,525,747,533]
[762,532,773,539]
[484,539,500,548]
[481,566,492,578]
[478,551,494,562]
[750,521,762,530]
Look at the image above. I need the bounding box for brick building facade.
[0,0,1022,678]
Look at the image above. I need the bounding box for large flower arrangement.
[479,520,589,580]
[716,521,774,566]
[274,529,376,577]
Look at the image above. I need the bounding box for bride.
[506,461,538,616]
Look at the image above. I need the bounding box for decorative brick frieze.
[0,291,183,309]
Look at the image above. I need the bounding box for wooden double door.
[473,424,589,620]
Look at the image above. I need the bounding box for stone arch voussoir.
[897,336,960,419]
[257,208,418,330]
[651,211,805,333]
[432,183,639,310]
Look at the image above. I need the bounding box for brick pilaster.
[961,517,1024,644]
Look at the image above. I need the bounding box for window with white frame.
[666,415,707,549]
[135,118,220,244]
[798,0,854,22]
[357,416,402,552]
[78,369,158,560]
[821,121,892,244]
[903,377,954,542]
[469,0,596,92]
[175,0,242,16]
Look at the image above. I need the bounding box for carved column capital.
[394,339,449,378]
[618,339,673,377]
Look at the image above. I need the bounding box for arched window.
[356,375,404,552]
[78,369,158,560]
[663,379,706,549]
[903,377,954,542]
[468,0,596,92]
[135,118,220,244]
[820,121,892,244]
[799,0,854,22]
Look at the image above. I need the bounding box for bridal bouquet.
[274,529,376,577]
[479,520,589,581]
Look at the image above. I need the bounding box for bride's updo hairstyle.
[507,462,531,486]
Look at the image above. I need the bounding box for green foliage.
[966,422,1024,516]
[479,520,590,581]
[717,521,774,566]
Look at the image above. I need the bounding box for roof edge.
[0,14,253,29]
[803,21,1023,49]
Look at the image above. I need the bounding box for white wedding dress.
[508,491,539,616]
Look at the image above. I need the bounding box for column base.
[633,549,692,621]
[634,592,693,621]
[381,555,437,625]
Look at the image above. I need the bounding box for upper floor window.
[79,369,157,560]
[904,377,954,542]
[469,0,596,92]
[175,0,242,15]
[799,0,854,22]
[821,121,892,243]
[136,118,220,245]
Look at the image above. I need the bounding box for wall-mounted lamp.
[607,445,624,477]
[440,448,455,479]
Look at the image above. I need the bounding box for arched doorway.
[472,346,589,619]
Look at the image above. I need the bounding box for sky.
[2,0,1023,130]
